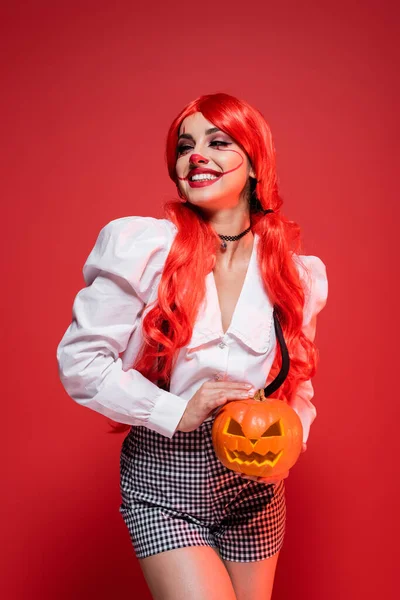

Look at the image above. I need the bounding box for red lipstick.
[187,167,222,188]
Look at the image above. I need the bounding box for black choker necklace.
[217,209,274,250]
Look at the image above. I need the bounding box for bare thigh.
[138,545,237,600]
[222,549,281,600]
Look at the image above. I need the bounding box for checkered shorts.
[119,418,286,562]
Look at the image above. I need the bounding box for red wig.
[108,92,318,434]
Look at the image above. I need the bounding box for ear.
[249,164,256,179]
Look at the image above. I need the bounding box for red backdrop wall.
[2,1,396,598]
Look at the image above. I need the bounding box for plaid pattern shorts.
[119,418,286,562]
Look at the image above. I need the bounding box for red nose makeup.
[189,153,208,163]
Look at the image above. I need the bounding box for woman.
[57,92,328,599]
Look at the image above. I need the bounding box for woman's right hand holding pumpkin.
[176,380,256,433]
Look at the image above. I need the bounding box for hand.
[239,470,290,485]
[177,380,256,433]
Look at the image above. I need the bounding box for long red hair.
[108,92,318,434]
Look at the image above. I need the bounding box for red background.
[2,1,397,598]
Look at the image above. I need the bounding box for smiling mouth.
[188,174,222,188]
[225,447,283,467]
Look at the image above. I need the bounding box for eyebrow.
[177,127,221,142]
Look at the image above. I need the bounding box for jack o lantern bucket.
[211,307,303,478]
[211,388,303,478]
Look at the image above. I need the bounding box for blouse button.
[218,341,227,349]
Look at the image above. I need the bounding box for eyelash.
[177,141,230,155]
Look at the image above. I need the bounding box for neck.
[215,230,254,265]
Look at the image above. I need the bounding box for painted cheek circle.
[176,148,244,181]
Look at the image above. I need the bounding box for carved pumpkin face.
[211,396,303,478]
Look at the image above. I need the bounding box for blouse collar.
[186,232,275,354]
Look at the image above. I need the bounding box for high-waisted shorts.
[119,418,286,562]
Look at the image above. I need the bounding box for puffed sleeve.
[56,215,190,438]
[289,255,329,445]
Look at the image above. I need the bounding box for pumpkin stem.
[254,388,266,402]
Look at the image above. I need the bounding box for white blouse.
[56,216,328,443]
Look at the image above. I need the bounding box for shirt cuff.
[146,389,190,438]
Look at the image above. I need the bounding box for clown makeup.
[176,112,255,212]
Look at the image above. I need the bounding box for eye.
[261,420,283,437]
[177,144,192,155]
[226,418,246,437]
[176,140,231,156]
[210,141,230,148]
